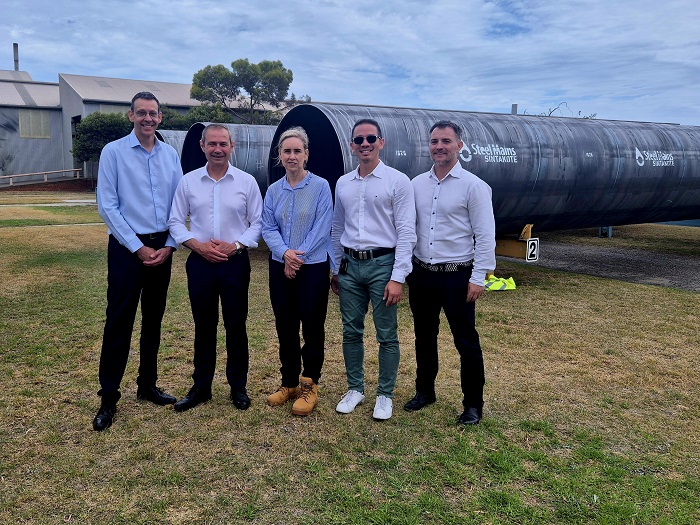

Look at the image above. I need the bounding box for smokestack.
[13,43,19,71]
[511,103,518,115]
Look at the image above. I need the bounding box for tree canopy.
[71,112,132,163]
[160,104,237,130]
[190,58,310,124]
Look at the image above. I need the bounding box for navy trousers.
[268,256,330,386]
[98,233,172,400]
[407,263,485,411]
[185,251,251,392]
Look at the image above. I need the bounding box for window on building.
[19,109,51,139]
[99,104,130,114]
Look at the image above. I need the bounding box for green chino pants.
[338,252,400,398]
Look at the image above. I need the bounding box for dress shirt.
[168,163,262,248]
[262,171,335,270]
[97,130,182,253]
[412,162,496,286]
[331,160,416,283]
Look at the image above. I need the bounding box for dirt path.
[521,241,700,292]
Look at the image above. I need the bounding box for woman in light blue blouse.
[262,127,333,416]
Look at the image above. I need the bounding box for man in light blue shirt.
[93,92,183,431]
[168,124,262,413]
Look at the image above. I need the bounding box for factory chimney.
[13,43,19,71]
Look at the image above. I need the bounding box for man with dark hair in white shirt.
[404,120,496,426]
[168,124,263,412]
[331,118,416,421]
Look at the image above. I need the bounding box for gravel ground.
[515,241,700,292]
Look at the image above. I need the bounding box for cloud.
[2,0,699,124]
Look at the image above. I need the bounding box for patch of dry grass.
[1,197,698,524]
[540,223,700,256]
[0,190,95,205]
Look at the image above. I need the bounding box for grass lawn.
[1,194,698,524]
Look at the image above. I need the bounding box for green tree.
[191,59,310,124]
[160,104,239,130]
[185,104,239,125]
[159,106,192,130]
[71,112,131,162]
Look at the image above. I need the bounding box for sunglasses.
[352,135,381,145]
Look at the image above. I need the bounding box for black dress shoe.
[137,385,177,405]
[93,403,116,431]
[403,392,436,412]
[457,407,481,426]
[174,386,212,412]
[231,390,251,410]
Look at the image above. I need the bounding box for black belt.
[137,231,169,241]
[344,247,395,260]
[412,256,472,273]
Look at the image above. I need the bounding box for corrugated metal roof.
[59,73,200,108]
[0,79,60,108]
[0,70,33,81]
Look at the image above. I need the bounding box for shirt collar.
[128,129,160,151]
[281,171,312,190]
[202,162,235,182]
[353,160,385,180]
[429,161,463,181]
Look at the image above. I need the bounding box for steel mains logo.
[635,146,674,167]
[460,143,517,164]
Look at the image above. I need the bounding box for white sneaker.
[336,390,365,414]
[373,395,393,420]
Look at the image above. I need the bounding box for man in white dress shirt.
[168,124,262,412]
[403,120,496,425]
[331,118,416,420]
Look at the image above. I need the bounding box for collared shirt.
[97,130,182,253]
[168,163,262,248]
[331,160,416,283]
[262,171,335,271]
[412,162,496,286]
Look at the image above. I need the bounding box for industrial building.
[0,54,199,187]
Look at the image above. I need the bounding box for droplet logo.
[635,147,644,167]
[460,144,472,163]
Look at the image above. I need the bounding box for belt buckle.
[358,250,369,260]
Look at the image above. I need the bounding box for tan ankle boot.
[292,377,318,416]
[267,385,300,406]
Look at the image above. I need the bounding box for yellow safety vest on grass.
[484,274,516,291]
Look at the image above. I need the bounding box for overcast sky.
[2,0,699,125]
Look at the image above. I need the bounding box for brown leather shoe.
[267,385,300,406]
[291,377,318,416]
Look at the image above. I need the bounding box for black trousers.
[407,263,485,411]
[98,233,172,399]
[268,257,330,386]
[186,251,251,392]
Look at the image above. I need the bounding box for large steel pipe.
[182,123,276,194]
[269,103,700,235]
[155,130,187,158]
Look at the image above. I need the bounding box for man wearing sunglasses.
[331,118,416,420]
[93,92,183,431]
[403,120,496,426]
